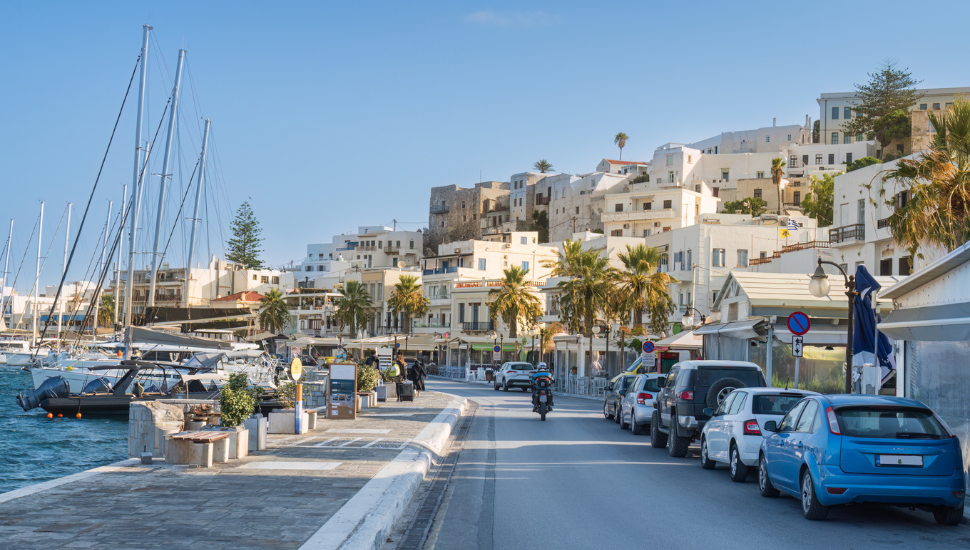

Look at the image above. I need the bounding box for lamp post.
[681,307,707,328]
[490,331,498,375]
[808,258,858,394]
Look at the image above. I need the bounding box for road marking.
[238,461,341,471]
[327,428,392,434]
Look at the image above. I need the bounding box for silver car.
[618,373,666,435]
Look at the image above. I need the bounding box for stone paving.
[0,392,457,550]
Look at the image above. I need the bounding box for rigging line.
[32,56,139,353]
[16,206,67,331]
[5,218,38,329]
[68,203,124,348]
[62,208,112,338]
[158,157,200,275]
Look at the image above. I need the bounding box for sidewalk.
[0,392,465,550]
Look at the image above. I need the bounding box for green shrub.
[220,387,256,428]
[277,382,308,409]
[357,364,380,392]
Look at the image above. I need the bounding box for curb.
[299,393,468,550]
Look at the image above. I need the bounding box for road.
[423,378,970,550]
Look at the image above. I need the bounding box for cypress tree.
[226,202,264,269]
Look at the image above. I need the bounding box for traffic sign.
[787,311,811,336]
[290,357,303,380]
[792,336,804,357]
[642,341,655,353]
[493,344,502,353]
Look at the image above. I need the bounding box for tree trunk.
[510,317,517,339]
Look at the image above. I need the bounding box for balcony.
[536,196,550,206]
[877,217,889,229]
[781,240,830,254]
[749,257,773,266]
[413,321,450,329]
[830,223,866,245]
[430,204,449,214]
[462,321,494,333]
[384,246,400,254]
[423,266,459,276]
[601,208,677,223]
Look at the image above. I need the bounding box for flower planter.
[358,392,376,409]
[204,425,249,459]
[268,409,309,434]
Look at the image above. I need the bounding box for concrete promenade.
[0,392,464,550]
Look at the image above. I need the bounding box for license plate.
[876,454,923,467]
[539,394,547,403]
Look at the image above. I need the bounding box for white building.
[596,159,650,175]
[688,117,812,155]
[300,226,423,274]
[547,172,629,242]
[602,183,720,238]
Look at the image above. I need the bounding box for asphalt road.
[424,378,970,550]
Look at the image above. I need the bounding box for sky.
[1,0,967,292]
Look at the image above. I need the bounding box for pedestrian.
[394,354,407,401]
[365,352,378,367]
[410,360,426,397]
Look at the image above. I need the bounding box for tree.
[529,210,549,243]
[801,173,838,227]
[843,61,922,148]
[614,132,629,160]
[258,288,290,334]
[534,159,553,173]
[538,322,564,364]
[644,269,675,337]
[812,120,820,144]
[97,293,115,328]
[872,109,913,149]
[884,98,970,259]
[335,281,373,336]
[721,197,767,217]
[387,275,429,334]
[771,157,786,213]
[226,202,264,269]
[554,248,614,339]
[487,266,542,339]
[846,156,882,172]
[617,244,662,328]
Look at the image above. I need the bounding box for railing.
[782,202,801,209]
[536,196,550,205]
[830,223,865,244]
[877,218,889,229]
[384,247,400,254]
[423,266,459,276]
[749,257,773,266]
[430,204,449,214]
[462,321,494,332]
[781,240,830,253]
[356,245,376,251]
[454,280,544,289]
[601,208,677,223]
[426,293,450,301]
[412,322,449,329]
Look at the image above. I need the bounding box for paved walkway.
[0,392,459,550]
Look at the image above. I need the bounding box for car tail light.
[826,487,847,495]
[636,392,652,404]
[743,419,761,436]
[679,391,694,401]
[825,407,841,435]
[954,491,965,498]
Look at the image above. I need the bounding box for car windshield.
[751,394,806,415]
[694,367,765,387]
[643,378,663,392]
[836,407,948,439]
[507,363,533,371]
[615,377,635,390]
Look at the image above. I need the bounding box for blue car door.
[789,400,821,474]
[768,400,808,492]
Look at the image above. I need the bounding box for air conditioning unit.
[454,248,461,254]
[654,222,661,227]
[623,224,629,229]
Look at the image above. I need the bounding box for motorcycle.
[532,377,554,421]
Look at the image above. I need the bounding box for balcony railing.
[749,257,773,266]
[426,293,450,301]
[781,240,830,253]
[430,204,449,214]
[536,196,550,205]
[601,208,677,223]
[877,218,889,229]
[412,321,450,329]
[423,266,459,276]
[384,246,400,254]
[830,223,866,244]
[462,321,494,332]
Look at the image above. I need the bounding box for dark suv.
[652,361,766,457]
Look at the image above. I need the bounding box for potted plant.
[217,373,257,458]
[268,382,309,434]
[357,364,380,408]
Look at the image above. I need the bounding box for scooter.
[532,377,554,421]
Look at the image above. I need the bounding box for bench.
[305,407,325,429]
[166,431,232,468]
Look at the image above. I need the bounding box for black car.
[652,361,766,457]
[603,375,637,422]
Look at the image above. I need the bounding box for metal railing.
[536,196,550,205]
[430,204,449,214]
[462,321,494,332]
[781,240,830,253]
[877,218,889,229]
[423,266,459,276]
[830,223,865,244]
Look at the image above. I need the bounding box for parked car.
[618,373,666,434]
[603,375,637,421]
[652,361,767,457]
[493,362,536,391]
[699,388,817,481]
[758,395,966,524]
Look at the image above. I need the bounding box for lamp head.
[809,263,831,298]
[682,314,694,327]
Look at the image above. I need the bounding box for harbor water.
[0,366,127,494]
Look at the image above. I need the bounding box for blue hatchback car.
[758,395,966,524]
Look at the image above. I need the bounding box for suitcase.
[397,382,415,402]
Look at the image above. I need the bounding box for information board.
[329,363,357,420]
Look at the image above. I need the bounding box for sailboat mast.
[123,25,151,361]
[1,219,12,330]
[93,201,112,345]
[32,202,44,348]
[113,184,126,333]
[56,203,72,347]
[185,119,211,309]
[148,49,185,310]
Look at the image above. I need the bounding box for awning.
[693,319,765,339]
[879,302,970,342]
[471,343,518,351]
[654,330,702,349]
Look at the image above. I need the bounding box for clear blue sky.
[1,0,966,290]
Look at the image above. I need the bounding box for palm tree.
[543,240,587,335]
[539,322,564,364]
[335,281,373,335]
[487,266,542,339]
[96,294,115,329]
[534,159,553,173]
[614,132,629,160]
[258,288,290,334]
[555,248,615,371]
[771,157,786,214]
[387,275,429,334]
[885,97,970,259]
[645,270,676,337]
[617,244,663,327]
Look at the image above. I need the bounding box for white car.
[617,373,666,435]
[699,387,817,482]
[493,362,536,391]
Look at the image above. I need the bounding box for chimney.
[772,118,777,127]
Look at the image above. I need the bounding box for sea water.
[0,366,127,493]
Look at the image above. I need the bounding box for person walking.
[410,360,427,397]
[393,354,407,402]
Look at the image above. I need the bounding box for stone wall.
[128,401,186,458]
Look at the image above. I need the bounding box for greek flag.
[787,218,799,231]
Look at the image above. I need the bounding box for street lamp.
[681,306,707,328]
[808,258,857,394]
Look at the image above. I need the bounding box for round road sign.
[290,357,303,380]
[787,311,811,336]
[493,344,502,353]
[642,341,655,353]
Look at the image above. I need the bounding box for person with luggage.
[409,359,427,398]
[394,354,408,402]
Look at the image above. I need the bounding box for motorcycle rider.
[531,362,555,412]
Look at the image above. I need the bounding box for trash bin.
[485,369,494,382]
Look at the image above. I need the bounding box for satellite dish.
[397,261,406,268]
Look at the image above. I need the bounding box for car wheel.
[758,455,780,498]
[604,402,614,420]
[729,443,749,482]
[619,408,629,429]
[631,412,645,435]
[650,411,668,448]
[493,382,499,391]
[668,414,690,457]
[614,404,621,424]
[933,504,965,526]
[801,469,828,520]
[700,437,716,469]
[503,383,509,392]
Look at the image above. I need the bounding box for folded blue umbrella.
[853,265,896,381]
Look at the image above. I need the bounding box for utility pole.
[185,119,211,309]
[123,24,151,360]
[56,203,72,348]
[1,219,12,330]
[148,49,185,309]
[32,202,44,348]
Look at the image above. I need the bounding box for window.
[831,132,839,145]
[461,201,466,209]
[754,189,762,199]
[756,171,764,179]
[668,171,675,183]
[857,134,864,141]
[643,202,652,210]
[712,290,718,303]
[261,276,269,284]
[899,256,912,275]
[396,240,401,247]
[793,191,800,206]
[666,155,673,166]
[795,401,820,432]
[778,400,807,432]
[729,392,747,415]
[555,190,559,199]
[272,276,280,284]
[929,120,937,134]
[737,249,748,267]
[643,229,651,237]
[846,153,853,164]
[831,107,839,120]
[614,203,623,212]
[815,154,822,164]
[844,107,851,119]
[610,229,622,237]
[802,154,809,165]
[789,155,797,168]
[839,263,848,273]
[478,258,486,271]
[305,266,312,272]
[522,261,529,271]
[687,249,692,269]
[687,155,692,163]
[458,303,465,323]
[828,153,835,164]
[933,103,941,110]
[520,236,527,245]
[920,103,927,110]
[835,407,947,439]
[716,392,737,416]
[675,251,684,271]
[663,199,672,209]
[712,248,725,267]
[760,251,767,258]
[897,143,904,153]
[575,206,580,215]
[844,133,851,144]
[695,184,701,193]
[858,198,865,224]
[721,170,730,181]
[879,258,892,276]
[946,102,953,109]
[765,135,770,143]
